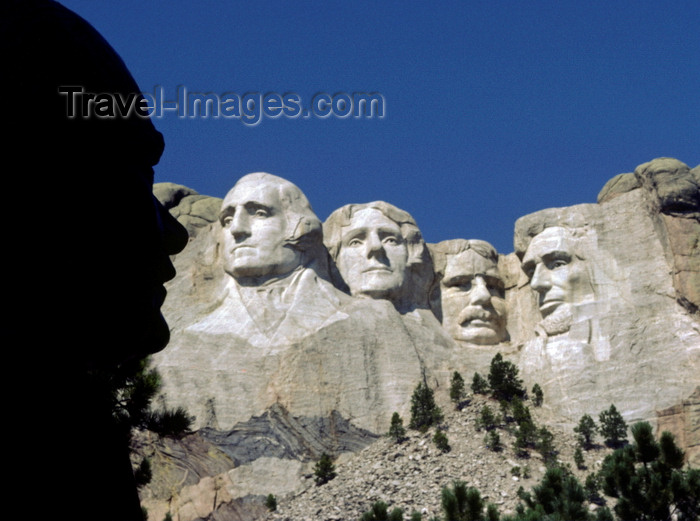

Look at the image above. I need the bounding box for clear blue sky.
[59,1,699,253]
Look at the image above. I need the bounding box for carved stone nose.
[365,234,384,258]
[229,211,251,239]
[469,277,491,305]
[530,264,551,293]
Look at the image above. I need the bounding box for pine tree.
[313,452,336,486]
[264,494,277,512]
[87,356,194,491]
[409,381,443,432]
[510,397,532,426]
[513,418,538,458]
[513,466,591,521]
[574,447,586,470]
[574,414,598,449]
[485,430,502,452]
[594,506,614,521]
[487,353,525,402]
[499,399,512,424]
[361,501,404,521]
[584,473,601,503]
[477,404,498,431]
[535,426,557,466]
[433,428,451,453]
[471,372,490,395]
[388,412,407,443]
[599,421,698,521]
[442,481,486,521]
[450,371,466,407]
[90,356,194,445]
[486,503,500,521]
[598,404,628,448]
[531,383,543,407]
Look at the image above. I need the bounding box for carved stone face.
[220,178,302,281]
[521,226,593,334]
[335,208,408,300]
[440,249,507,344]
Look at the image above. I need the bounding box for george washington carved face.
[219,173,321,284]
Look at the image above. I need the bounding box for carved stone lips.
[458,307,496,327]
[539,299,563,314]
[362,266,392,273]
[230,245,254,253]
[465,318,494,328]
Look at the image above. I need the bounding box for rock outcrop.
[154,182,222,237]
[141,158,699,521]
[262,394,615,521]
[511,180,699,427]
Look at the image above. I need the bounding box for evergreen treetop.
[409,380,443,432]
[487,353,526,402]
[450,371,466,407]
[471,372,490,395]
[598,404,628,448]
[574,414,598,449]
[314,452,337,486]
[599,421,698,521]
[388,412,407,443]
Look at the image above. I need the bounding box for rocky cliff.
[139,158,699,521]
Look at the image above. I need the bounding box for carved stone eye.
[549,259,569,269]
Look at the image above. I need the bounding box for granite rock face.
[144,159,699,521]
[154,182,222,237]
[597,158,700,312]
[147,174,459,519]
[511,163,699,427]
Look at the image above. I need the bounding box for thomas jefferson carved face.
[440,247,507,345]
[335,208,409,300]
[521,226,593,334]
[220,176,302,282]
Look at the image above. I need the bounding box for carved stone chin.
[539,302,574,337]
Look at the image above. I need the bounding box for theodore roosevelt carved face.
[438,241,507,345]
